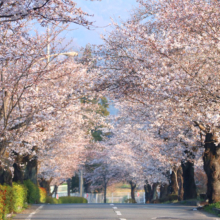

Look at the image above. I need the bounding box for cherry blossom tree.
[92,0,220,203]
[0,0,99,27]
[0,19,104,187]
[0,0,109,191]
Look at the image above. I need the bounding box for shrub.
[39,187,47,203]
[23,180,40,204]
[0,185,13,220]
[159,196,169,203]
[46,196,61,204]
[4,185,13,215]
[59,196,87,204]
[0,182,41,220]
[0,185,7,220]
[168,194,179,201]
[12,182,28,213]
[122,195,128,203]
[124,198,136,203]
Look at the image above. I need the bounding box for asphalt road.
[12,203,219,220]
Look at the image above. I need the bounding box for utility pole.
[79,169,84,197]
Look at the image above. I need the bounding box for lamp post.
[46,26,78,63]
[47,51,78,59]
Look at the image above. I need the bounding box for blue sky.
[70,1,139,114]
[37,1,138,114]
[66,0,138,49]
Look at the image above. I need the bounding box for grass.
[204,202,220,216]
[120,184,130,189]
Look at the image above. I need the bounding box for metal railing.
[52,192,146,204]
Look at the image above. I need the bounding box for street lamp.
[39,51,78,63]
[47,51,78,59]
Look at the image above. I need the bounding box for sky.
[38,0,138,115]
[63,0,138,115]
[66,0,138,49]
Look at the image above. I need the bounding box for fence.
[106,192,145,204]
[52,190,145,204]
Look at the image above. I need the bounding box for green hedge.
[0,181,47,220]
[12,183,28,213]
[59,196,88,204]
[0,185,13,220]
[46,196,87,204]
[24,180,40,204]
[46,196,61,204]
[0,183,28,220]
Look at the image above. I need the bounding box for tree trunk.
[152,183,159,200]
[0,139,7,157]
[160,183,169,199]
[182,161,197,200]
[67,179,71,196]
[144,183,152,203]
[51,185,58,197]
[129,181,136,203]
[170,168,179,195]
[0,139,12,185]
[84,181,91,193]
[55,185,58,197]
[177,166,184,201]
[203,133,220,203]
[0,166,12,186]
[13,163,23,183]
[24,156,38,184]
[104,183,107,203]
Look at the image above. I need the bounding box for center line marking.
[38,205,43,210]
[116,211,122,215]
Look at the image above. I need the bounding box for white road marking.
[110,204,114,206]
[38,205,43,210]
[152,217,171,220]
[120,219,126,220]
[113,207,117,209]
[26,205,44,220]
[115,211,122,215]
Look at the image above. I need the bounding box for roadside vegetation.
[0,182,87,219]
[203,203,220,216]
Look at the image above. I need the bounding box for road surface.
[12,203,219,220]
